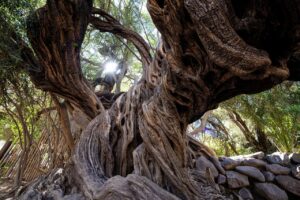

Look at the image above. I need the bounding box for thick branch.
[184,0,271,75]
[27,0,103,118]
[147,0,297,123]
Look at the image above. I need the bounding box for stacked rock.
[195,152,300,199]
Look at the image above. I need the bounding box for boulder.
[254,183,288,200]
[290,153,300,164]
[238,188,253,200]
[195,156,219,178]
[262,171,275,182]
[235,166,265,182]
[220,158,241,170]
[226,171,249,189]
[266,152,290,165]
[276,175,300,197]
[240,158,267,168]
[217,174,226,185]
[223,153,266,169]
[266,164,290,175]
[291,165,300,179]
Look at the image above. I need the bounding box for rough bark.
[52,95,75,152]
[16,0,300,199]
[26,0,103,119]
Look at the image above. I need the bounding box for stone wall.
[197,152,300,199]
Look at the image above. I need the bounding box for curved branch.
[90,8,152,68]
[26,0,103,118]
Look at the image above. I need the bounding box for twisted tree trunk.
[13,0,300,199]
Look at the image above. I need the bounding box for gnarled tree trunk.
[11,0,300,199]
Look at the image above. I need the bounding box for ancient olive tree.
[12,0,300,199]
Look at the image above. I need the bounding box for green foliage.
[0,0,49,143]
[0,0,44,88]
[0,72,50,145]
[221,82,300,153]
[196,134,252,157]
[195,82,300,156]
[0,0,43,36]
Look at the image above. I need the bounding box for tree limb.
[90,8,152,68]
[26,0,103,119]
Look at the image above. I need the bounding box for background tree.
[190,82,300,156]
[223,82,300,153]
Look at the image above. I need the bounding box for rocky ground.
[0,178,15,199]
[1,152,300,199]
[197,152,300,200]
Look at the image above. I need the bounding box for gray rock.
[292,165,300,179]
[240,158,267,168]
[217,174,226,184]
[254,183,288,200]
[266,164,290,175]
[230,152,265,160]
[290,153,300,164]
[235,166,265,182]
[249,152,265,160]
[223,153,266,169]
[266,152,290,165]
[226,171,249,189]
[238,188,253,200]
[276,175,300,197]
[210,156,226,175]
[220,158,241,170]
[195,156,219,178]
[262,171,275,182]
